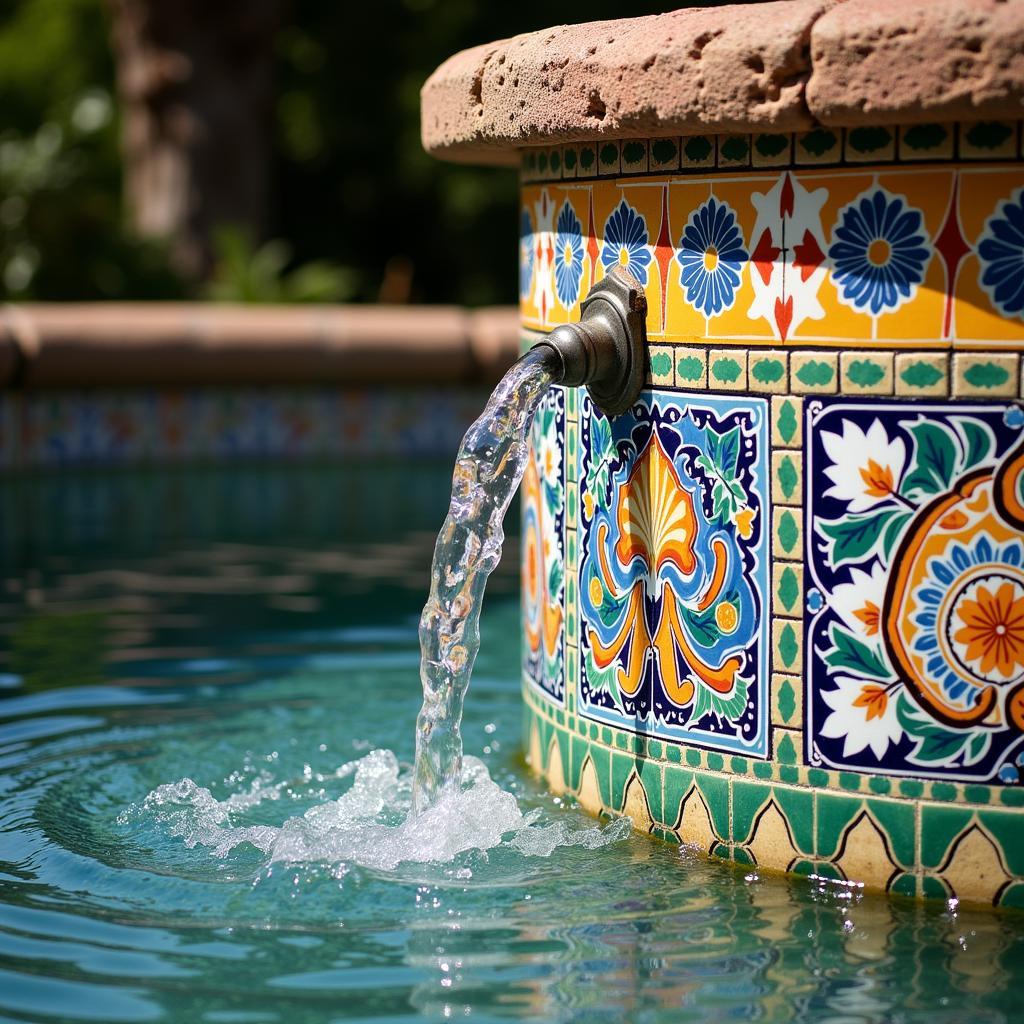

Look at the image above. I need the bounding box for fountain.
[421,0,1024,906]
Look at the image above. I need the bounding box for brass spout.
[531,268,648,418]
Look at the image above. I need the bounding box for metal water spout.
[531,268,648,418]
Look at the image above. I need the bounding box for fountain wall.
[423,0,1024,905]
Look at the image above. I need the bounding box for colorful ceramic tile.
[959,121,1018,161]
[523,385,566,704]
[895,352,949,396]
[841,351,893,395]
[805,399,1024,783]
[844,125,896,163]
[680,135,716,169]
[795,128,841,166]
[648,137,681,173]
[953,352,1019,398]
[578,390,770,755]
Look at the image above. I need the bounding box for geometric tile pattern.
[520,132,1024,905]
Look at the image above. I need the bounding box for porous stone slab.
[806,0,1024,126]
[421,0,837,165]
[422,0,1024,164]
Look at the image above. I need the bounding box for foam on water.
[123,749,629,872]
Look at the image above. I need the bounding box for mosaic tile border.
[521,122,1024,183]
[523,686,1024,908]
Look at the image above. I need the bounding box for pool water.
[2,463,1024,1024]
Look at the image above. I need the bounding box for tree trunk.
[107,0,281,282]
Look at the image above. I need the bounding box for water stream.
[412,346,555,811]
[122,347,628,870]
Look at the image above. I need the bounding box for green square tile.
[663,764,695,826]
[868,797,915,867]
[697,772,730,840]
[775,785,814,854]
[610,750,633,809]
[731,780,771,843]
[638,758,664,825]
[815,792,864,860]
[978,808,1024,875]
[920,803,973,869]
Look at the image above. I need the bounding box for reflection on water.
[1,462,1023,1024]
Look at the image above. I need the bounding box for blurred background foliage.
[0,0,684,306]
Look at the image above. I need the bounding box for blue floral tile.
[577,390,770,755]
[805,399,1024,783]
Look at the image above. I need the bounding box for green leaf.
[848,126,892,153]
[622,141,646,165]
[585,644,621,709]
[881,510,912,559]
[903,420,958,496]
[547,559,563,597]
[965,121,1013,150]
[896,695,972,764]
[708,425,741,479]
[680,604,721,647]
[795,360,834,387]
[900,361,944,389]
[817,509,899,567]
[711,357,742,384]
[692,673,750,722]
[825,624,890,679]
[956,417,994,470]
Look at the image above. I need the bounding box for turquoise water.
[3,463,1024,1023]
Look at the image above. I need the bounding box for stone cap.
[0,303,520,389]
[421,0,1024,165]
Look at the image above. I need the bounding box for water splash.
[123,750,629,871]
[412,348,555,811]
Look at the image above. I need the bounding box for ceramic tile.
[795,128,841,165]
[648,137,681,173]
[748,351,788,394]
[708,349,747,391]
[771,449,802,506]
[844,125,896,162]
[840,351,893,395]
[597,140,621,176]
[522,386,566,705]
[680,135,716,169]
[648,345,675,387]
[953,352,1019,398]
[772,561,803,619]
[959,121,1018,160]
[620,138,648,175]
[752,133,792,168]
[771,395,802,448]
[772,673,802,728]
[675,348,707,389]
[805,398,1024,784]
[578,390,770,756]
[790,352,838,394]
[717,134,751,168]
[894,352,949,396]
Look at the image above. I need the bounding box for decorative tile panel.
[577,390,770,756]
[522,385,566,704]
[805,399,1024,784]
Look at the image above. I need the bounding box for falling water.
[412,346,556,812]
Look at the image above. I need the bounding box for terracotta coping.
[0,303,521,390]
[421,0,1024,165]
